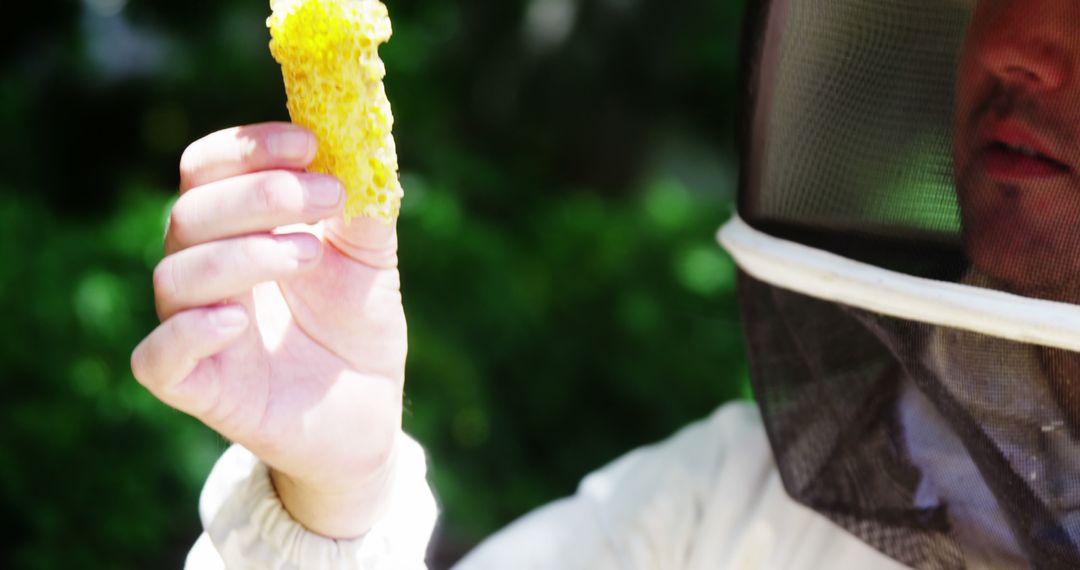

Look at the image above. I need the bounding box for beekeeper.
[130,0,1080,567]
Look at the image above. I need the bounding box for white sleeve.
[185,431,437,570]
[453,401,763,570]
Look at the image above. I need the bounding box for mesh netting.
[747,0,967,237]
[740,272,1080,568]
[736,0,1080,567]
[743,0,1080,292]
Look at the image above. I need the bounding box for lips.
[979,121,1072,180]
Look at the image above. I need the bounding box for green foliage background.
[2,0,748,567]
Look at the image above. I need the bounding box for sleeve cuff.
[198,432,436,569]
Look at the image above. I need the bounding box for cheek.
[952,58,985,174]
[952,1,999,131]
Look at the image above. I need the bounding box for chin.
[967,237,1080,303]
[959,174,1080,302]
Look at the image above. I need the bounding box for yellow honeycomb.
[268,0,402,223]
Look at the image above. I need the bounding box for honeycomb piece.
[268,0,402,223]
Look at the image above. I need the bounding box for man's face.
[954,0,1080,301]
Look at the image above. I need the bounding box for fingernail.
[307,177,344,209]
[284,235,321,261]
[213,306,248,329]
[267,130,314,161]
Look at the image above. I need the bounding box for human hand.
[131,122,407,539]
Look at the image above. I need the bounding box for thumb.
[325,215,399,270]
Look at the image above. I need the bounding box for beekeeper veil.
[721,0,1080,567]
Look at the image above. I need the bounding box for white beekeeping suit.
[187,0,1080,567]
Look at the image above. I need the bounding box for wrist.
[269,444,398,540]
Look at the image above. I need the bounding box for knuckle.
[167,198,196,245]
[239,131,262,161]
[197,250,228,283]
[253,175,286,214]
[236,237,271,271]
[253,173,303,215]
[130,344,149,386]
[230,136,265,174]
[178,146,201,186]
[237,235,260,261]
[152,259,179,301]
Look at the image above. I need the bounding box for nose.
[978,25,1070,93]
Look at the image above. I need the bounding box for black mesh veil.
[740,0,970,272]
[731,0,1080,568]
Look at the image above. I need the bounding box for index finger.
[179,123,317,192]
